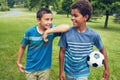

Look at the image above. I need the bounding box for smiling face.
[71,0,93,28]
[38,13,53,30]
[71,9,88,28]
[36,8,53,30]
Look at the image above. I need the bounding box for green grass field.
[0,8,120,80]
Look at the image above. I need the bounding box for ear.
[36,18,41,22]
[84,15,89,21]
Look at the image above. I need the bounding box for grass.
[0,8,120,80]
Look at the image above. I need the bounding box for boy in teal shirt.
[17,8,70,80]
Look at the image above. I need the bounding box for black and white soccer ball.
[87,51,104,68]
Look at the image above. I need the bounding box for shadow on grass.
[93,26,120,32]
[89,20,101,23]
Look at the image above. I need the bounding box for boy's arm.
[17,45,25,72]
[100,47,109,80]
[59,47,66,80]
[42,24,70,42]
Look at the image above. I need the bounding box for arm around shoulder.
[47,24,70,33]
[42,24,70,42]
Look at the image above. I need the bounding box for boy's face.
[38,13,53,29]
[71,9,88,27]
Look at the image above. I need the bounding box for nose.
[48,19,52,24]
[71,16,75,21]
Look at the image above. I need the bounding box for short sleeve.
[21,31,29,47]
[94,34,103,50]
[58,32,67,48]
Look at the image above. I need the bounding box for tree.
[112,1,120,22]
[28,0,58,11]
[29,0,40,10]
[23,0,30,8]
[7,0,16,8]
[62,0,73,17]
[92,0,120,28]
[0,0,10,11]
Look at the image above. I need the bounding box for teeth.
[73,20,76,23]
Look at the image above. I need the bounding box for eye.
[71,14,78,17]
[51,18,53,21]
[45,18,53,21]
[45,18,49,20]
[74,14,78,17]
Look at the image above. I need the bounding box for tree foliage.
[7,0,16,8]
[92,0,120,28]
[23,0,29,8]
[62,0,73,17]
[0,0,10,11]
[26,0,58,11]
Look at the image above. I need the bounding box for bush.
[114,14,120,23]
[56,9,66,14]
[14,4,24,8]
[0,6,10,11]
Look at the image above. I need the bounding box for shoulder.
[87,27,99,36]
[65,26,75,33]
[62,26,75,34]
[25,25,36,33]
[50,24,56,28]
[60,27,75,38]
[86,27,102,41]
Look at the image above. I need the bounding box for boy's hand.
[102,69,109,80]
[59,72,65,80]
[17,63,25,72]
[42,31,48,42]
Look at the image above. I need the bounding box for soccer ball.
[87,51,104,68]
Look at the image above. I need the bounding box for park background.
[0,0,120,80]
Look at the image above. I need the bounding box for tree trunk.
[67,13,69,18]
[45,5,49,8]
[104,11,109,29]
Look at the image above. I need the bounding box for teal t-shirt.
[21,24,60,72]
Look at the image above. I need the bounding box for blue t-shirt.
[21,24,60,72]
[58,27,103,78]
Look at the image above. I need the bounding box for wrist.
[46,29,51,34]
[16,61,21,65]
[44,30,49,35]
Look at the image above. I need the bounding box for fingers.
[60,77,65,80]
[17,64,25,72]
[19,67,25,72]
[102,75,109,80]
[102,77,108,80]
[42,34,48,42]
[102,70,109,80]
[102,77,109,80]
[19,66,25,72]
[60,74,66,80]
[43,38,48,42]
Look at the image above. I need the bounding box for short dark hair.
[71,0,93,21]
[36,8,52,19]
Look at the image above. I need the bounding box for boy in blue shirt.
[17,8,70,80]
[58,0,109,80]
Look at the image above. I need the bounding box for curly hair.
[71,0,93,21]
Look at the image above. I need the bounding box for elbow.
[61,24,70,32]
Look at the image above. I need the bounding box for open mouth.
[45,25,51,29]
[72,20,77,25]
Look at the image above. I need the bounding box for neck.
[76,24,87,33]
[37,24,46,34]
